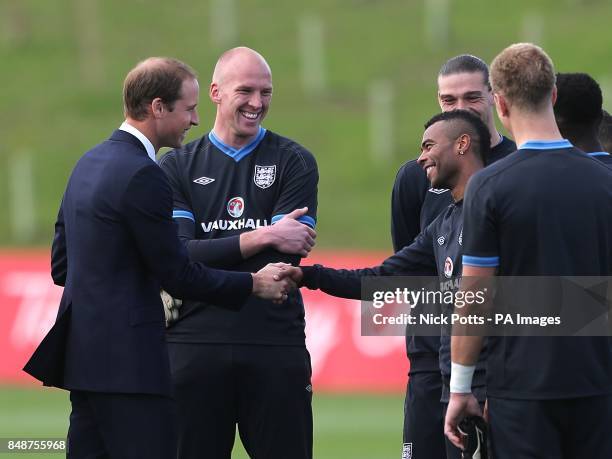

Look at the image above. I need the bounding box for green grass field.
[2,0,612,249]
[0,386,404,458]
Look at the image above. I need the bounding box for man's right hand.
[269,263,304,286]
[265,207,317,257]
[252,263,297,303]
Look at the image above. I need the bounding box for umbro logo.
[193,176,215,186]
[428,188,449,194]
[437,236,445,246]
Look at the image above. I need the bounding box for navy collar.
[119,122,156,162]
[208,127,267,162]
[110,129,148,152]
[518,139,573,150]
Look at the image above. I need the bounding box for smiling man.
[24,57,295,459]
[436,57,514,164]
[390,55,516,458]
[274,110,489,459]
[159,47,319,459]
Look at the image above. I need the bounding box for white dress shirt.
[119,121,157,163]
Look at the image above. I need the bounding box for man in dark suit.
[24,57,293,459]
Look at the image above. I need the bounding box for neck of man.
[124,118,160,152]
[506,105,563,148]
[212,120,257,149]
[451,157,483,202]
[487,120,502,148]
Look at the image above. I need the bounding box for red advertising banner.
[0,250,408,392]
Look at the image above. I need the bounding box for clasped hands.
[252,263,304,304]
[163,263,304,327]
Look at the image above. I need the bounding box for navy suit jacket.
[24,130,253,396]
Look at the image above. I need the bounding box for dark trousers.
[67,390,177,459]
[402,371,446,459]
[168,343,313,459]
[488,394,612,458]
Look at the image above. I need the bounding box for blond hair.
[490,43,555,111]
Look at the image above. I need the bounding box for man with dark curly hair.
[554,72,612,165]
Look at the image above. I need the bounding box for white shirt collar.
[119,121,157,163]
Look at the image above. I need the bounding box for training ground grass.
[0,385,404,458]
[2,1,611,249]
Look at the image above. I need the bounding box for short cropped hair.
[424,110,491,163]
[599,110,612,153]
[490,43,556,111]
[439,54,491,89]
[554,72,603,130]
[123,57,197,121]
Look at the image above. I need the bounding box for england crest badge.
[254,165,276,189]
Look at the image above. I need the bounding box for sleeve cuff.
[300,265,320,290]
[462,255,500,267]
[236,272,254,301]
[173,209,195,222]
[219,271,254,309]
[271,214,317,228]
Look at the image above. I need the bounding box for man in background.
[554,72,612,165]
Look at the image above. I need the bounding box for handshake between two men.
[253,262,306,303]
[163,208,315,326]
